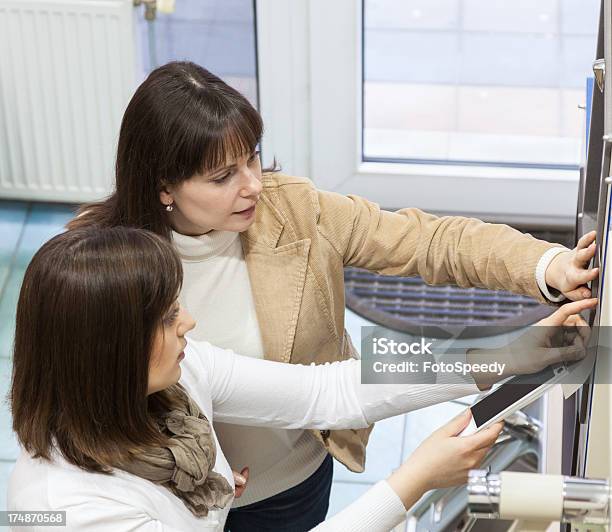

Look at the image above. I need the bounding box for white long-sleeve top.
[8,339,479,531]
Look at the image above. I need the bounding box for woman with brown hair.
[8,226,513,531]
[67,61,598,531]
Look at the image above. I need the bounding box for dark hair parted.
[68,61,265,239]
[10,227,183,472]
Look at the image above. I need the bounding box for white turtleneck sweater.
[172,230,329,508]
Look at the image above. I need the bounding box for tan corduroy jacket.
[239,172,559,473]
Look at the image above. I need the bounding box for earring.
[165,203,174,212]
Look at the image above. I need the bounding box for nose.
[185,312,196,332]
[240,169,262,198]
[179,308,196,335]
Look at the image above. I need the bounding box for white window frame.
[257,0,580,225]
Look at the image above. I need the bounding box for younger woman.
[7,227,514,531]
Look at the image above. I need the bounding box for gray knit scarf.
[118,385,234,518]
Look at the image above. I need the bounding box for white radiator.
[0,0,136,202]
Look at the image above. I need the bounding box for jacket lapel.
[240,195,310,363]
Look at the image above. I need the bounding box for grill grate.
[344,227,574,333]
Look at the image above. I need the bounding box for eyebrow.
[209,150,258,176]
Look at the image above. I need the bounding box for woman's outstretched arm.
[184,339,479,430]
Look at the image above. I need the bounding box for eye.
[163,307,180,326]
[213,172,232,184]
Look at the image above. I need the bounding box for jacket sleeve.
[315,188,559,303]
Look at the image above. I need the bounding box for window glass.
[363,0,599,168]
[136,0,258,107]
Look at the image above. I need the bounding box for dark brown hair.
[10,227,183,472]
[68,61,266,239]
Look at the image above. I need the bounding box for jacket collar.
[239,195,310,362]
[241,194,285,248]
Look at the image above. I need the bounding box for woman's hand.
[536,297,595,328]
[387,410,503,509]
[233,467,249,498]
[504,297,596,372]
[467,298,596,389]
[545,231,599,301]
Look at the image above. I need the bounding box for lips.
[177,342,187,360]
[234,205,255,214]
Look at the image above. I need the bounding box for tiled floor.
[0,200,459,530]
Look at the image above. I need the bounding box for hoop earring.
[165,203,174,212]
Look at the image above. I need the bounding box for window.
[257,0,599,221]
[363,0,599,169]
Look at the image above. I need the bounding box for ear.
[159,184,173,207]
